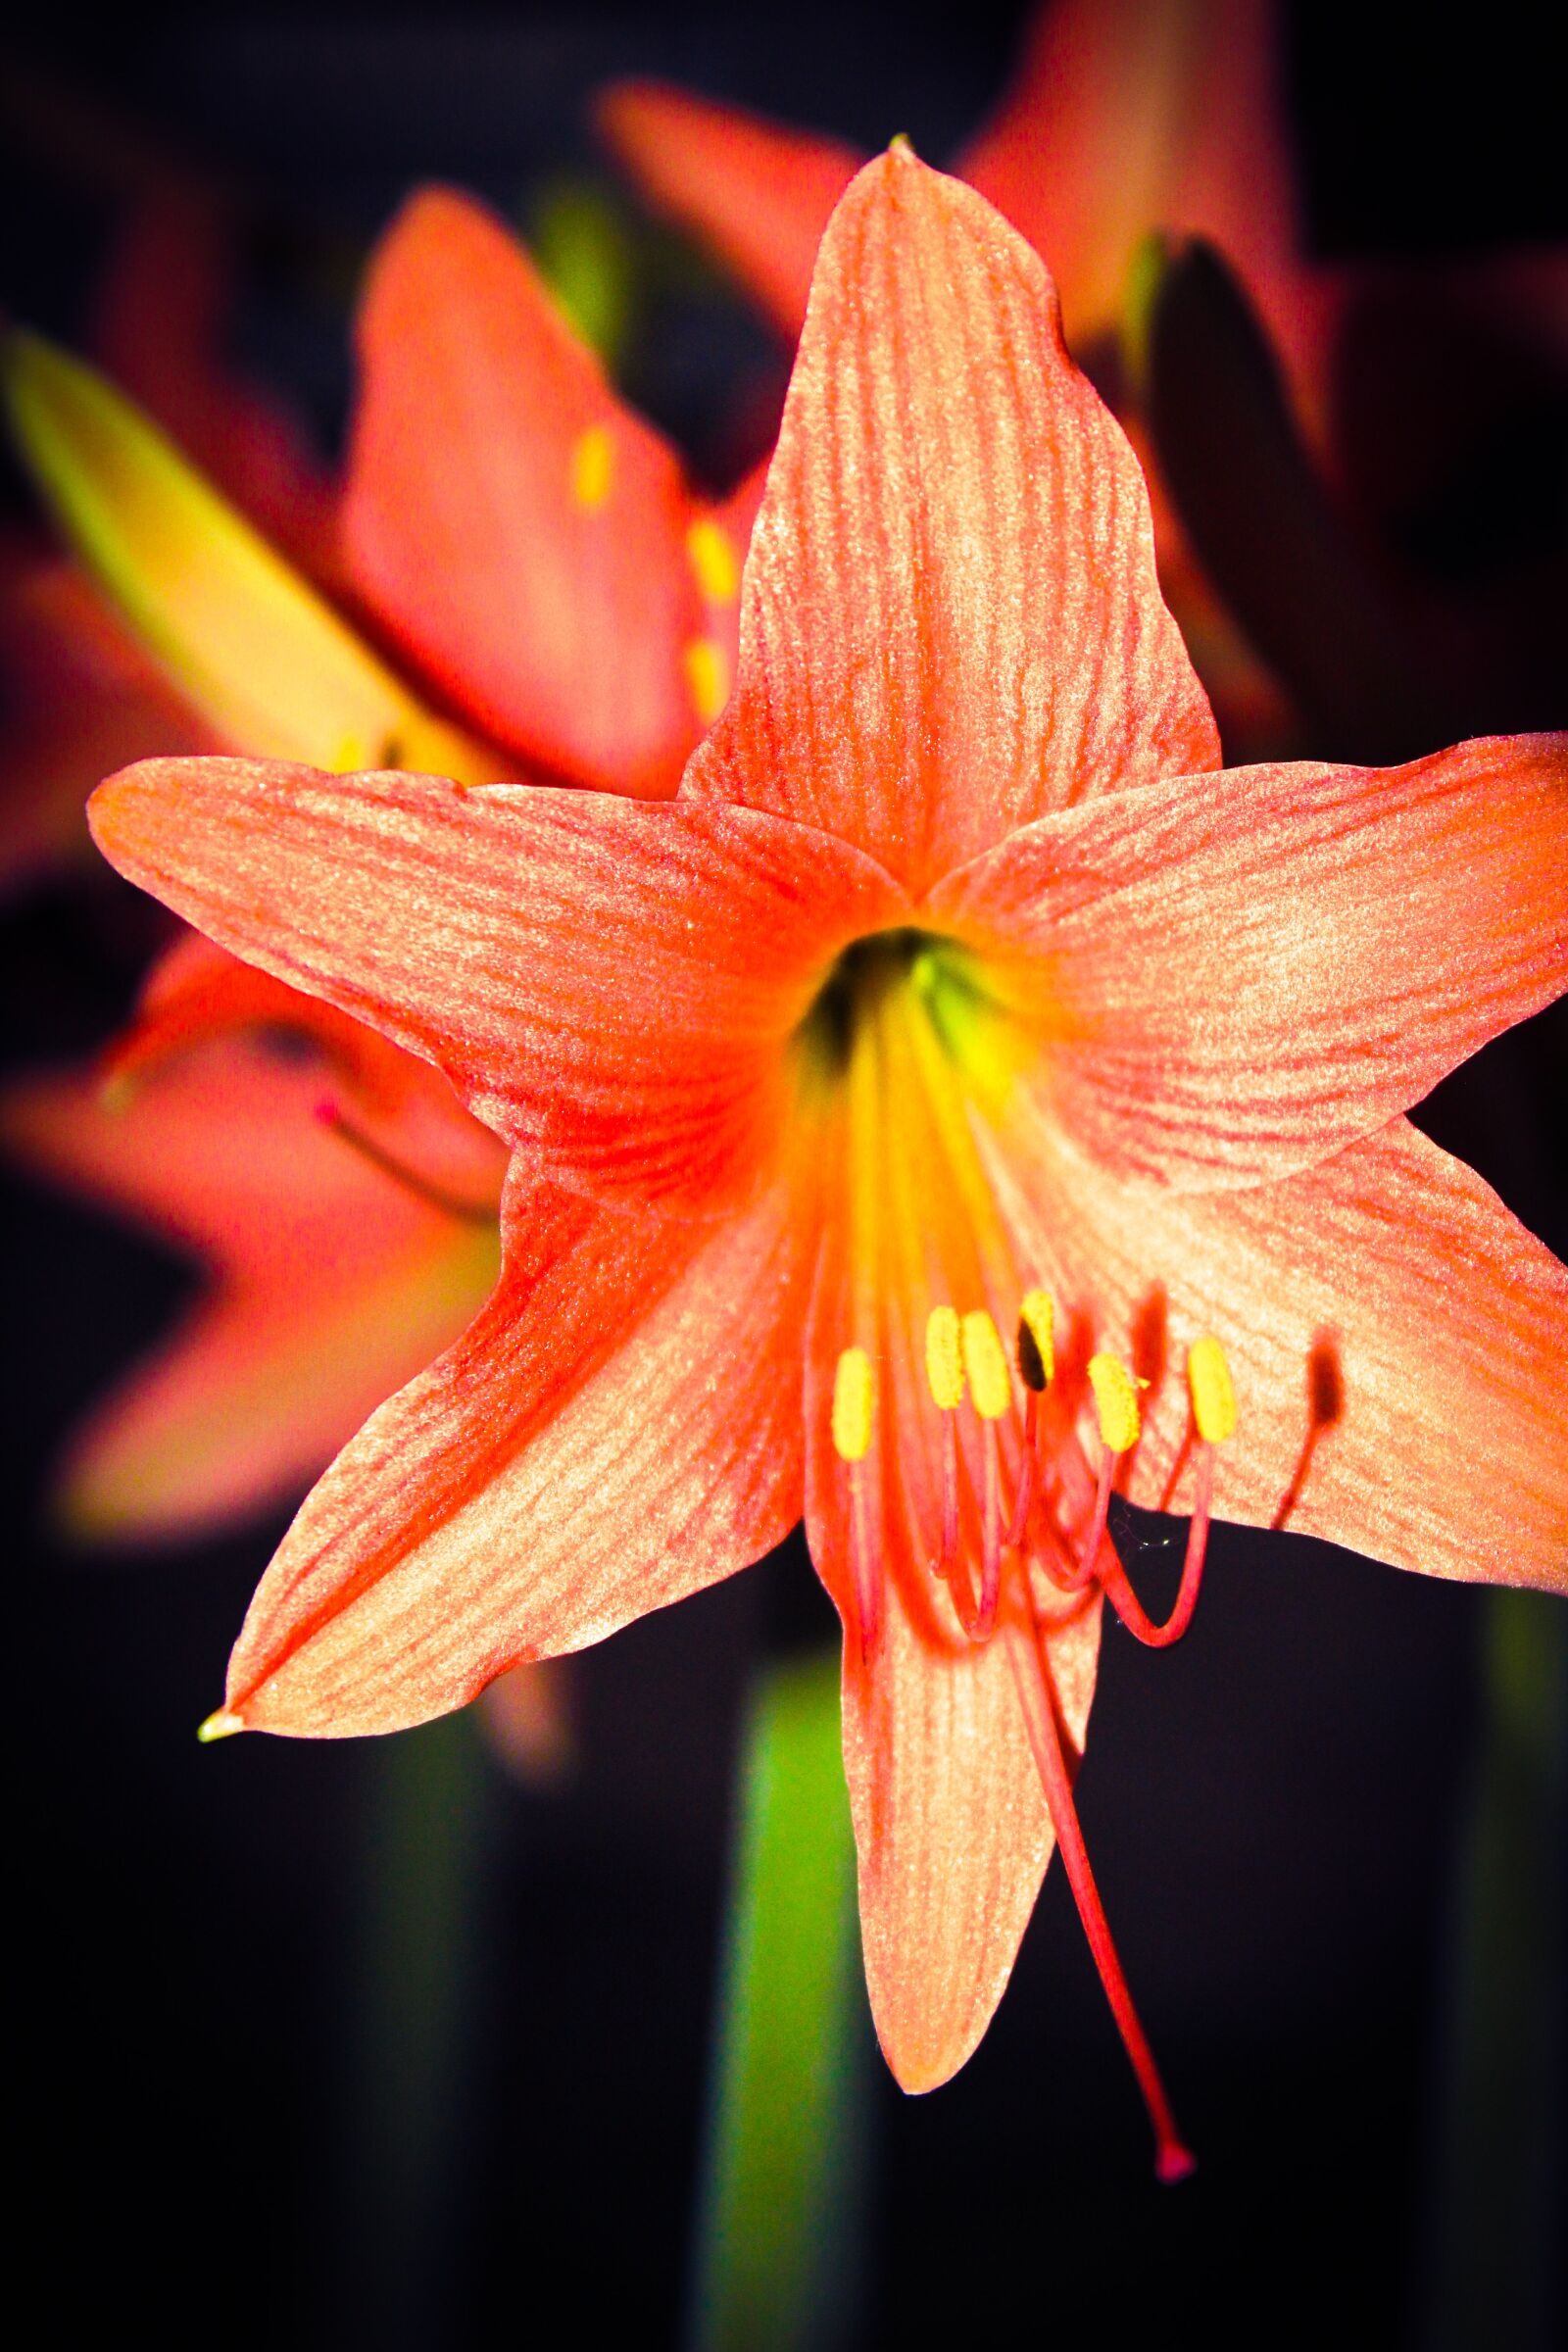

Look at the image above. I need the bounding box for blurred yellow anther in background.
[832,1348,873,1462]
[687,516,740,604]
[1089,1352,1141,1453]
[683,636,730,724]
[960,1310,1010,1420]
[570,422,613,509]
[924,1306,964,1410]
[1016,1289,1054,1392]
[1187,1335,1237,1445]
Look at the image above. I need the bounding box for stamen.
[957,1313,1009,1642]
[570,423,613,509]
[683,636,730,725]
[1007,1289,1054,1547]
[960,1310,1011,1421]
[686,516,740,605]
[924,1306,964,1585]
[1003,1609,1196,2182]
[314,1100,497,1225]
[1088,1336,1235,1649]
[1016,1289,1054,1392]
[832,1346,880,1655]
[1080,1350,1140,1589]
[1188,1334,1236,1444]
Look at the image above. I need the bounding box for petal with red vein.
[682,149,1218,895]
[933,732,1568,1191]
[979,1112,1568,1595]
[222,1164,813,1737]
[342,188,705,796]
[597,80,860,342]
[90,758,908,1212]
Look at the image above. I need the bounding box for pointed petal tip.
[197,1707,245,1744]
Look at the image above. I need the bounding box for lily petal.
[933,733,1568,1191]
[1,1046,500,1542]
[597,79,859,342]
[981,1113,1568,1595]
[342,188,708,796]
[90,758,908,1211]
[221,1162,815,1736]
[682,148,1218,895]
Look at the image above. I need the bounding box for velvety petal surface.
[597,79,859,341]
[682,149,1218,896]
[90,758,907,1210]
[221,1163,815,1736]
[341,188,710,796]
[980,1111,1568,1595]
[933,733,1568,1190]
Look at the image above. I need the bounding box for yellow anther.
[570,423,613,510]
[960,1310,1011,1421]
[1016,1289,1054,1393]
[924,1305,964,1411]
[832,1347,874,1463]
[686,516,740,605]
[1088,1352,1141,1453]
[332,734,368,771]
[1187,1335,1237,1445]
[197,1708,244,1744]
[683,636,730,725]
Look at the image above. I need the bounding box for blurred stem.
[1420,1587,1565,2351]
[340,1708,489,2346]
[688,1642,869,2352]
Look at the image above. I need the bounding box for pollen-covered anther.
[686,516,740,605]
[1188,1334,1236,1445]
[924,1306,964,1590]
[570,423,613,509]
[959,1312,1011,1641]
[832,1346,879,1657]
[1088,1350,1141,1453]
[683,636,731,726]
[1016,1289,1054,1393]
[831,1346,873,1461]
[1007,1287,1054,1548]
[960,1310,1011,1420]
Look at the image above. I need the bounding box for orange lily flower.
[2,928,505,1544]
[87,156,1568,2167]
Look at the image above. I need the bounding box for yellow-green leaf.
[1,329,502,780]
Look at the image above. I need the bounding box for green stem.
[688,1642,870,2352]
[337,1708,490,2345]
[1420,1587,1565,2351]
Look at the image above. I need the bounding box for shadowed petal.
[90,758,908,1210]
[1,1044,499,1541]
[980,1113,1568,1595]
[342,188,710,796]
[933,733,1568,1190]
[682,148,1218,895]
[597,79,859,341]
[222,1163,815,1736]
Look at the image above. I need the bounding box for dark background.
[3,5,1564,2345]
